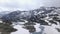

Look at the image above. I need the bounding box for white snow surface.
[11,23,60,34]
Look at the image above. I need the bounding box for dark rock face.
[56,28,60,32]
[49,14,59,17]
[49,20,57,25]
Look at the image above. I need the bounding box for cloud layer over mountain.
[0,0,60,11]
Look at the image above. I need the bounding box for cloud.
[0,0,60,11]
[0,0,44,11]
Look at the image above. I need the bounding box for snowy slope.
[0,7,60,34]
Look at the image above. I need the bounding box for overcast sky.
[0,0,60,11]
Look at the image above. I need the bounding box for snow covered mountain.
[0,7,60,25]
[0,7,60,34]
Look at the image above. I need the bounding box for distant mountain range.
[0,7,60,25]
